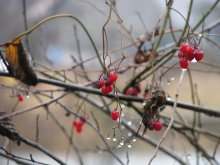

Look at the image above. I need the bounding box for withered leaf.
[4,38,38,85]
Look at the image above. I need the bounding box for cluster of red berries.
[72,117,86,133]
[18,95,24,102]
[95,72,118,95]
[178,43,204,69]
[148,121,163,131]
[111,109,119,121]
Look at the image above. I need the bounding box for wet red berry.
[111,110,119,121]
[180,43,189,54]
[153,121,163,131]
[101,86,109,95]
[18,95,23,102]
[194,50,204,62]
[185,45,195,60]
[109,72,118,83]
[179,59,188,69]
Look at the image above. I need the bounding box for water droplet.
[170,77,174,81]
[167,97,172,101]
[26,95,30,99]
[107,136,111,140]
[127,132,132,137]
[181,68,187,72]
[127,144,132,148]
[142,102,146,106]
[113,137,117,141]
[132,138,137,142]
[121,104,125,109]
[127,121,132,126]
[120,141,124,146]
[190,58,197,63]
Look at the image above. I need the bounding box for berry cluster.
[178,43,204,69]
[111,109,119,121]
[95,72,118,95]
[72,117,86,133]
[147,120,163,131]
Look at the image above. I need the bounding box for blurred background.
[0,0,220,164]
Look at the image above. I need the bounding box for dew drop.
[127,121,132,126]
[120,141,124,146]
[190,58,197,63]
[127,144,132,148]
[113,137,117,141]
[26,95,30,99]
[132,138,137,142]
[121,104,125,109]
[170,77,175,81]
[127,132,132,137]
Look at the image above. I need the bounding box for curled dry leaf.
[4,38,38,85]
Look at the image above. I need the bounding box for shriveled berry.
[18,95,23,102]
[179,59,188,69]
[111,110,119,121]
[153,121,163,131]
[194,50,204,62]
[148,122,154,131]
[109,72,118,83]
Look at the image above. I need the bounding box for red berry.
[73,120,84,133]
[76,126,82,133]
[101,86,109,95]
[106,85,113,93]
[178,51,183,59]
[179,59,188,69]
[180,43,189,55]
[109,72,118,83]
[95,79,106,89]
[185,45,195,60]
[125,87,139,96]
[111,110,119,121]
[194,50,204,62]
[18,95,23,102]
[153,121,163,131]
